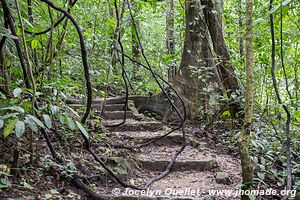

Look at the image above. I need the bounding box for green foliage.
[0,0,299,195]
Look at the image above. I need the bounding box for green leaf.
[269,4,281,14]
[27,114,45,129]
[66,117,75,130]
[75,121,89,140]
[21,180,34,190]
[22,18,33,28]
[42,114,52,129]
[50,105,60,116]
[4,118,18,138]
[26,117,38,132]
[13,88,22,98]
[0,106,24,113]
[59,115,65,125]
[257,172,265,180]
[249,195,255,200]
[15,121,25,138]
[0,178,11,189]
[31,39,41,49]
[0,119,3,128]
[0,27,18,40]
[282,0,292,6]
[0,113,19,120]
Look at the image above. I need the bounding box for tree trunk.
[131,1,141,82]
[238,0,254,198]
[0,49,10,92]
[238,0,244,62]
[171,0,219,119]
[201,0,242,119]
[166,0,176,81]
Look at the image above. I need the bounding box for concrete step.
[100,111,134,120]
[135,146,218,172]
[105,120,163,132]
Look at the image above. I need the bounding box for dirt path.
[0,99,242,200]
[77,99,242,200]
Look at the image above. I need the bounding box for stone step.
[68,104,101,109]
[135,146,218,172]
[105,120,163,132]
[100,170,240,199]
[112,131,185,146]
[100,111,134,120]
[68,103,127,112]
[66,97,125,105]
[104,104,127,111]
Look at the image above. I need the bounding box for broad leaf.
[42,114,52,129]
[0,27,18,40]
[282,0,293,6]
[66,117,75,130]
[13,88,22,98]
[4,118,18,138]
[27,114,45,129]
[0,106,25,113]
[0,119,3,128]
[269,4,281,14]
[50,105,60,116]
[26,117,38,132]
[0,179,11,189]
[75,121,89,140]
[0,113,19,120]
[15,121,25,138]
[31,39,41,49]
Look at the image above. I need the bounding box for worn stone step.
[98,169,240,199]
[105,120,163,132]
[99,111,134,120]
[112,131,185,146]
[136,146,218,172]
[66,97,125,105]
[104,104,127,111]
[68,103,127,111]
[100,170,240,199]
[68,103,101,109]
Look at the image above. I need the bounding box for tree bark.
[238,0,244,62]
[171,0,219,119]
[201,0,242,119]
[0,49,9,92]
[166,0,176,81]
[131,0,141,82]
[238,0,254,198]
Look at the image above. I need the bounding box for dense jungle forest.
[0,0,299,199]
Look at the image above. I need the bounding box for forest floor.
[0,98,243,200]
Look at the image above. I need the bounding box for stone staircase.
[68,98,241,200]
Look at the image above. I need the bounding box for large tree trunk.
[201,0,242,118]
[171,0,219,119]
